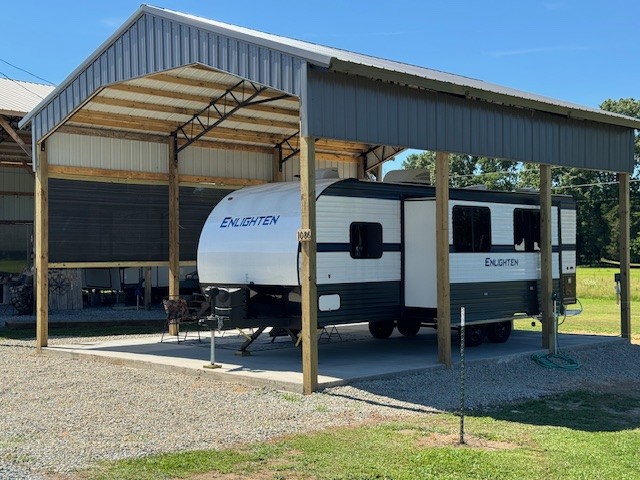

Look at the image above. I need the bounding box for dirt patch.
[417,433,519,450]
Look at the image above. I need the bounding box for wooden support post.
[540,164,555,351]
[619,172,631,340]
[357,156,366,180]
[272,148,283,182]
[144,266,152,310]
[300,135,318,394]
[168,136,180,336]
[436,151,451,368]
[35,141,48,351]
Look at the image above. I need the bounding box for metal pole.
[459,306,466,445]
[204,289,222,369]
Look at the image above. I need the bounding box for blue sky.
[1,1,637,172]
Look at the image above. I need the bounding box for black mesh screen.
[49,179,229,263]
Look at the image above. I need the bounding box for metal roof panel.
[0,78,55,117]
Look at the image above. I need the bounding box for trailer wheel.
[368,320,395,339]
[397,320,421,337]
[487,321,512,343]
[463,325,485,347]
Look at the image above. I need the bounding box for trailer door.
[403,199,437,309]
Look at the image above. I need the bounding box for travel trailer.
[197,173,576,347]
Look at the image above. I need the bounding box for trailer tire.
[397,320,421,337]
[368,320,395,339]
[487,321,512,343]
[463,325,485,347]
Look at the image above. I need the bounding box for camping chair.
[160,297,202,343]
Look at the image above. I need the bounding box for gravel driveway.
[2,333,639,479]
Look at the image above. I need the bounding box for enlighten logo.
[485,258,519,267]
[220,215,280,228]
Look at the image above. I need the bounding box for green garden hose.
[531,352,581,370]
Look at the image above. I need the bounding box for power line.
[552,179,640,190]
[0,57,55,86]
[0,70,49,101]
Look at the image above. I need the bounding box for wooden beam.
[272,148,283,182]
[357,156,365,179]
[144,266,152,311]
[147,73,298,103]
[300,135,318,394]
[61,123,279,150]
[35,141,48,351]
[0,116,32,157]
[0,159,31,168]
[58,125,168,143]
[95,93,299,118]
[179,175,266,187]
[49,261,197,269]
[435,151,451,367]
[73,108,299,134]
[0,115,33,175]
[168,135,180,337]
[539,164,555,351]
[48,165,267,187]
[619,172,631,340]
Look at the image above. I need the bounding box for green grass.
[0,259,27,273]
[576,267,640,301]
[0,323,162,341]
[84,390,640,480]
[514,267,640,341]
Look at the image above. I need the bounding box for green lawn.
[84,389,640,480]
[0,259,27,274]
[514,267,639,341]
[576,267,640,301]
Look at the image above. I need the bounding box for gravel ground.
[1,330,639,479]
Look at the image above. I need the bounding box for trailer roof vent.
[517,187,540,194]
[316,168,340,179]
[383,168,431,184]
[465,184,488,190]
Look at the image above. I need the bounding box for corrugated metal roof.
[0,78,55,117]
[22,4,640,133]
[152,6,640,130]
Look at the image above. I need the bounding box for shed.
[0,78,54,279]
[21,5,640,393]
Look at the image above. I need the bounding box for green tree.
[401,98,640,264]
[401,152,518,190]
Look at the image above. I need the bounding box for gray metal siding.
[306,68,635,173]
[31,12,304,143]
[0,168,34,193]
[0,196,33,222]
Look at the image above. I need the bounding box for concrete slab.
[45,325,622,393]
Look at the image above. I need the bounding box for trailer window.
[514,209,540,252]
[350,222,383,259]
[452,206,491,252]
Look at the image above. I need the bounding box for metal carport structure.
[21,5,639,393]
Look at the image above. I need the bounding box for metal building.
[20,5,640,393]
[0,78,55,280]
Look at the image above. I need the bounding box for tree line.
[400,98,640,265]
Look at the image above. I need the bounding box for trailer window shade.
[350,222,383,259]
[452,206,491,252]
[514,209,541,252]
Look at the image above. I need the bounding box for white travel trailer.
[197,176,577,347]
